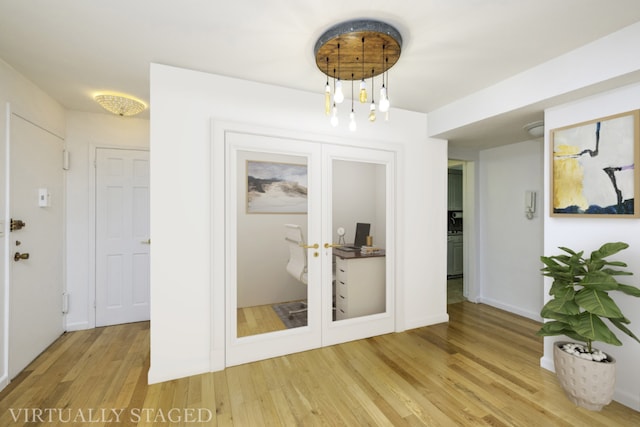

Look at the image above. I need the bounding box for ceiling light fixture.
[94,94,146,117]
[314,19,402,129]
[524,120,545,138]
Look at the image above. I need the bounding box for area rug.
[272,301,307,329]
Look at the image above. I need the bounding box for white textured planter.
[553,341,616,411]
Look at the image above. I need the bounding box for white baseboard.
[210,348,225,372]
[477,297,542,322]
[614,388,640,411]
[65,320,91,332]
[147,358,210,385]
[540,355,555,372]
[0,374,8,393]
[404,313,449,331]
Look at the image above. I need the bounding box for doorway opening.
[447,160,464,304]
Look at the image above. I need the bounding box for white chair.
[284,224,308,318]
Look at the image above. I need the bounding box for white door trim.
[88,144,149,330]
[212,120,401,369]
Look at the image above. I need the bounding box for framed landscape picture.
[246,160,308,214]
[551,110,640,218]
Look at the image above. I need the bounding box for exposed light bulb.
[359,80,367,103]
[330,104,339,127]
[325,83,331,115]
[368,102,376,122]
[379,86,390,112]
[349,110,357,132]
[334,80,344,104]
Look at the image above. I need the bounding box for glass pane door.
[321,145,395,346]
[226,131,322,366]
[225,130,396,366]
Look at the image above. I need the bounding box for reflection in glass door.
[322,146,395,347]
[226,131,322,367]
[225,129,395,366]
[331,160,386,321]
[236,153,311,338]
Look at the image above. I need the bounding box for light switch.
[38,188,50,207]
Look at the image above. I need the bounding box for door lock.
[14,252,30,261]
[10,219,26,232]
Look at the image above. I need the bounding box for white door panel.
[95,148,150,327]
[226,132,322,366]
[9,114,64,379]
[225,129,395,367]
[322,144,395,346]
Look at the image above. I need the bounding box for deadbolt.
[10,219,26,232]
[14,252,29,262]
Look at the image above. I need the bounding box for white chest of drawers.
[334,253,385,320]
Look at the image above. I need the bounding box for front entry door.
[95,148,150,327]
[8,113,64,379]
[225,129,395,367]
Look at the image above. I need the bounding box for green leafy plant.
[537,242,640,353]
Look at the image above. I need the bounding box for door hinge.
[63,149,70,170]
[62,292,69,314]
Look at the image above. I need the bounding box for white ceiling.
[2,1,640,148]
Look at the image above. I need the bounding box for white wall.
[0,58,66,391]
[542,82,640,411]
[64,111,149,330]
[428,21,640,138]
[149,63,448,383]
[477,140,544,319]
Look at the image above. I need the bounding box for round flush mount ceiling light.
[524,120,545,138]
[94,94,146,117]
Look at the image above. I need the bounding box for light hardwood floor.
[1,302,639,426]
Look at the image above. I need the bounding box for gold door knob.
[324,243,343,248]
[300,243,319,249]
[14,252,29,261]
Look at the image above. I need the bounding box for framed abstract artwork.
[551,110,640,217]
[246,160,308,214]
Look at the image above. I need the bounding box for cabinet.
[448,170,463,211]
[447,234,463,277]
[334,255,385,320]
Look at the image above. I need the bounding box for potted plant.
[537,241,640,411]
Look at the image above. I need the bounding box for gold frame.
[550,110,640,218]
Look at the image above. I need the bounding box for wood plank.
[2,303,640,426]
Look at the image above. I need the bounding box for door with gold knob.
[225,128,395,367]
[322,144,395,346]
[226,130,322,366]
[8,112,64,379]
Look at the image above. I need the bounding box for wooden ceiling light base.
[314,19,402,81]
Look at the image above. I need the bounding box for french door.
[225,130,395,366]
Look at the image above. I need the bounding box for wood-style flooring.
[1,302,639,426]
